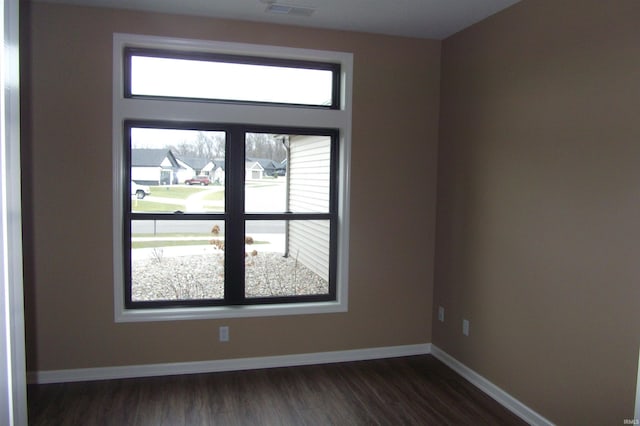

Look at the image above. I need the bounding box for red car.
[185,176,211,186]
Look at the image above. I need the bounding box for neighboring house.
[245,160,265,180]
[286,135,331,281]
[245,157,283,179]
[131,149,183,185]
[212,158,225,184]
[175,156,215,183]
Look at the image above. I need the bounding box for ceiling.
[31,0,521,40]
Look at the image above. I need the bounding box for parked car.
[185,176,211,186]
[131,181,151,199]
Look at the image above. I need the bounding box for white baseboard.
[28,342,553,425]
[635,345,640,421]
[430,345,554,426]
[27,343,432,384]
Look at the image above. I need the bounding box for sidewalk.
[131,233,285,260]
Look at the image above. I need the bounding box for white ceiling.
[32,0,521,40]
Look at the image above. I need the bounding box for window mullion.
[225,126,246,304]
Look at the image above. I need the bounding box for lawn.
[202,191,225,201]
[131,199,183,212]
[149,185,221,199]
[131,185,225,212]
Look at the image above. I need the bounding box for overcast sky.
[131,56,333,106]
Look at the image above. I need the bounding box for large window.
[113,34,352,321]
[125,124,337,308]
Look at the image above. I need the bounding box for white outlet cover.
[462,319,470,336]
[438,306,445,322]
[219,326,229,342]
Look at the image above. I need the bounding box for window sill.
[115,300,347,322]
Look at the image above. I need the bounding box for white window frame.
[112,33,352,322]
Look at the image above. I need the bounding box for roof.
[212,158,225,170]
[246,161,264,171]
[131,149,181,168]
[177,156,212,170]
[246,157,279,171]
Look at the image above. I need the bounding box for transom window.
[113,34,352,321]
[126,48,340,108]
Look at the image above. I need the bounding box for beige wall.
[24,0,640,423]
[21,3,440,371]
[435,0,640,424]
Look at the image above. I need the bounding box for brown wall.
[435,0,640,424]
[24,0,640,423]
[21,3,440,371]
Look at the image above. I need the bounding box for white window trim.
[112,33,352,322]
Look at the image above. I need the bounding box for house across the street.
[176,156,215,183]
[245,157,286,180]
[131,149,182,185]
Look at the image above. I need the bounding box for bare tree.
[170,131,286,162]
[246,133,286,162]
[171,131,224,159]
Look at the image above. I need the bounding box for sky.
[131,128,222,149]
[131,55,333,106]
[129,54,333,148]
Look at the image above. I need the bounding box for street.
[131,220,286,235]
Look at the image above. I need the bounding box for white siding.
[287,135,331,280]
[175,160,194,183]
[288,220,330,281]
[131,166,161,184]
[202,162,215,173]
[246,162,264,180]
[213,167,225,184]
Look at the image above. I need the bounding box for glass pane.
[130,127,225,213]
[245,133,331,213]
[130,55,334,106]
[130,220,225,301]
[245,220,330,298]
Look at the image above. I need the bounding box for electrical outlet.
[438,306,445,322]
[462,319,470,336]
[219,326,229,342]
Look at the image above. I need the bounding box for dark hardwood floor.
[27,355,527,425]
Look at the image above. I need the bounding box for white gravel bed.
[131,251,328,301]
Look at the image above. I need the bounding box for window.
[126,48,339,108]
[125,124,337,308]
[113,34,352,321]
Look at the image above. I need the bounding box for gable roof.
[246,157,278,171]
[212,158,225,170]
[246,161,264,171]
[131,149,181,168]
[176,156,212,170]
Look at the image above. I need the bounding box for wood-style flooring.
[27,355,527,425]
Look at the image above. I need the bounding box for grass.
[132,199,184,212]
[132,183,275,213]
[131,186,224,213]
[202,191,225,201]
[132,201,224,213]
[149,186,220,199]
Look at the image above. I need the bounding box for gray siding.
[287,135,331,281]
